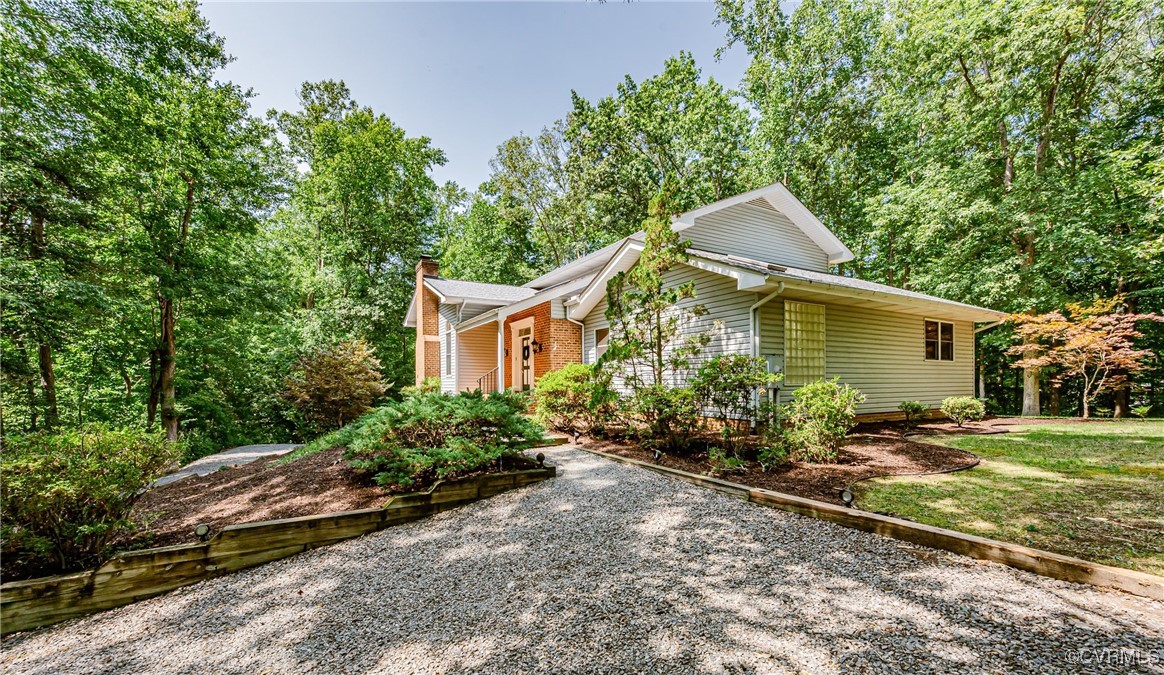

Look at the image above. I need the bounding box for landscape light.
[840,489,855,507]
[194,523,212,542]
[536,452,545,467]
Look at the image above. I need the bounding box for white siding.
[456,323,498,391]
[582,294,609,365]
[684,202,830,272]
[438,306,458,393]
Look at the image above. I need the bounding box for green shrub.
[940,396,986,427]
[692,354,780,454]
[631,384,702,452]
[755,401,790,471]
[1131,405,1152,420]
[533,363,619,436]
[782,378,866,462]
[1,426,181,574]
[897,400,928,430]
[400,376,441,399]
[345,390,547,488]
[707,446,747,476]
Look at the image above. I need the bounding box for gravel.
[4,445,1162,674]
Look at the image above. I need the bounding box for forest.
[3,0,1162,459]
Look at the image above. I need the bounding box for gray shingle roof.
[424,276,536,304]
[687,248,1005,318]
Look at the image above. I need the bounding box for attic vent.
[746,197,779,212]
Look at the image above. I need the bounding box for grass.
[854,421,1164,575]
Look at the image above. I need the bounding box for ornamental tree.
[1009,298,1162,418]
[284,339,387,430]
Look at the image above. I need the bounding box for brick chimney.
[414,256,441,385]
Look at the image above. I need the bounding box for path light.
[194,523,212,542]
[653,448,662,462]
[840,489,855,507]
[536,452,545,467]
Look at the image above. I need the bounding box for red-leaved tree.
[1009,298,1162,418]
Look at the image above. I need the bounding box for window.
[784,301,826,385]
[595,327,610,360]
[925,320,954,361]
[444,331,453,374]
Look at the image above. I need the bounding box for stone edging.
[579,446,1164,601]
[0,464,556,636]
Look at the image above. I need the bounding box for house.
[404,183,1007,418]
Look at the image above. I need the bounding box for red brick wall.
[502,302,582,389]
[414,257,441,385]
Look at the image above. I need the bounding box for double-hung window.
[595,327,610,361]
[925,320,954,361]
[444,331,453,374]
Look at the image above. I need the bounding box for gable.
[682,200,831,272]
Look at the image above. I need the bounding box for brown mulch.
[579,420,985,505]
[119,448,394,551]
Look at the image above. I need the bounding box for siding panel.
[684,202,830,272]
[456,324,498,392]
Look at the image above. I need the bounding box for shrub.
[897,400,928,430]
[400,376,441,399]
[782,378,866,463]
[631,384,702,452]
[284,339,387,432]
[1,426,181,574]
[940,396,986,427]
[1131,404,1152,420]
[692,355,781,454]
[345,390,547,488]
[755,401,790,471]
[533,363,619,437]
[707,446,747,476]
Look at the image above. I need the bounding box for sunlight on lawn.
[857,421,1164,575]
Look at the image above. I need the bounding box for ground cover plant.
[1,426,180,578]
[854,421,1164,574]
[343,390,547,488]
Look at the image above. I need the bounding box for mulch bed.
[119,447,395,551]
[579,420,988,505]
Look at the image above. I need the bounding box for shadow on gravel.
[4,447,1161,674]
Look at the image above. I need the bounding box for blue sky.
[200,1,751,190]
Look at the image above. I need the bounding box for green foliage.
[283,339,387,432]
[533,363,619,437]
[941,397,987,427]
[1132,405,1152,420]
[755,401,791,471]
[782,378,866,463]
[602,187,717,451]
[898,400,928,430]
[707,446,747,477]
[400,376,442,399]
[1,425,181,574]
[692,354,780,454]
[344,390,547,488]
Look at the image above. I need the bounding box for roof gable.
[673,183,854,266]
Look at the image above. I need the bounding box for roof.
[673,183,855,265]
[687,249,1007,321]
[423,276,536,304]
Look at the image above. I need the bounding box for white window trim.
[924,318,956,362]
[444,330,453,375]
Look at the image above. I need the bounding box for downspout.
[750,282,784,423]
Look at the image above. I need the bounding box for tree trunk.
[1049,382,1061,417]
[1021,358,1041,417]
[159,296,178,442]
[147,348,160,431]
[38,343,59,429]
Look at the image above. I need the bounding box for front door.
[510,318,534,391]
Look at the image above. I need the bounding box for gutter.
[749,282,784,417]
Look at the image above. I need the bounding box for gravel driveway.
[4,445,1162,674]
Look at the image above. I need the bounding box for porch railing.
[477,367,499,393]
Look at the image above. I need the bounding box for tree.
[1009,298,1162,418]
[284,340,387,430]
[602,186,716,449]
[438,192,539,286]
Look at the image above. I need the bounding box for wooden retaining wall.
[582,448,1164,601]
[0,465,555,636]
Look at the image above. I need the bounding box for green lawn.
[854,421,1164,575]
